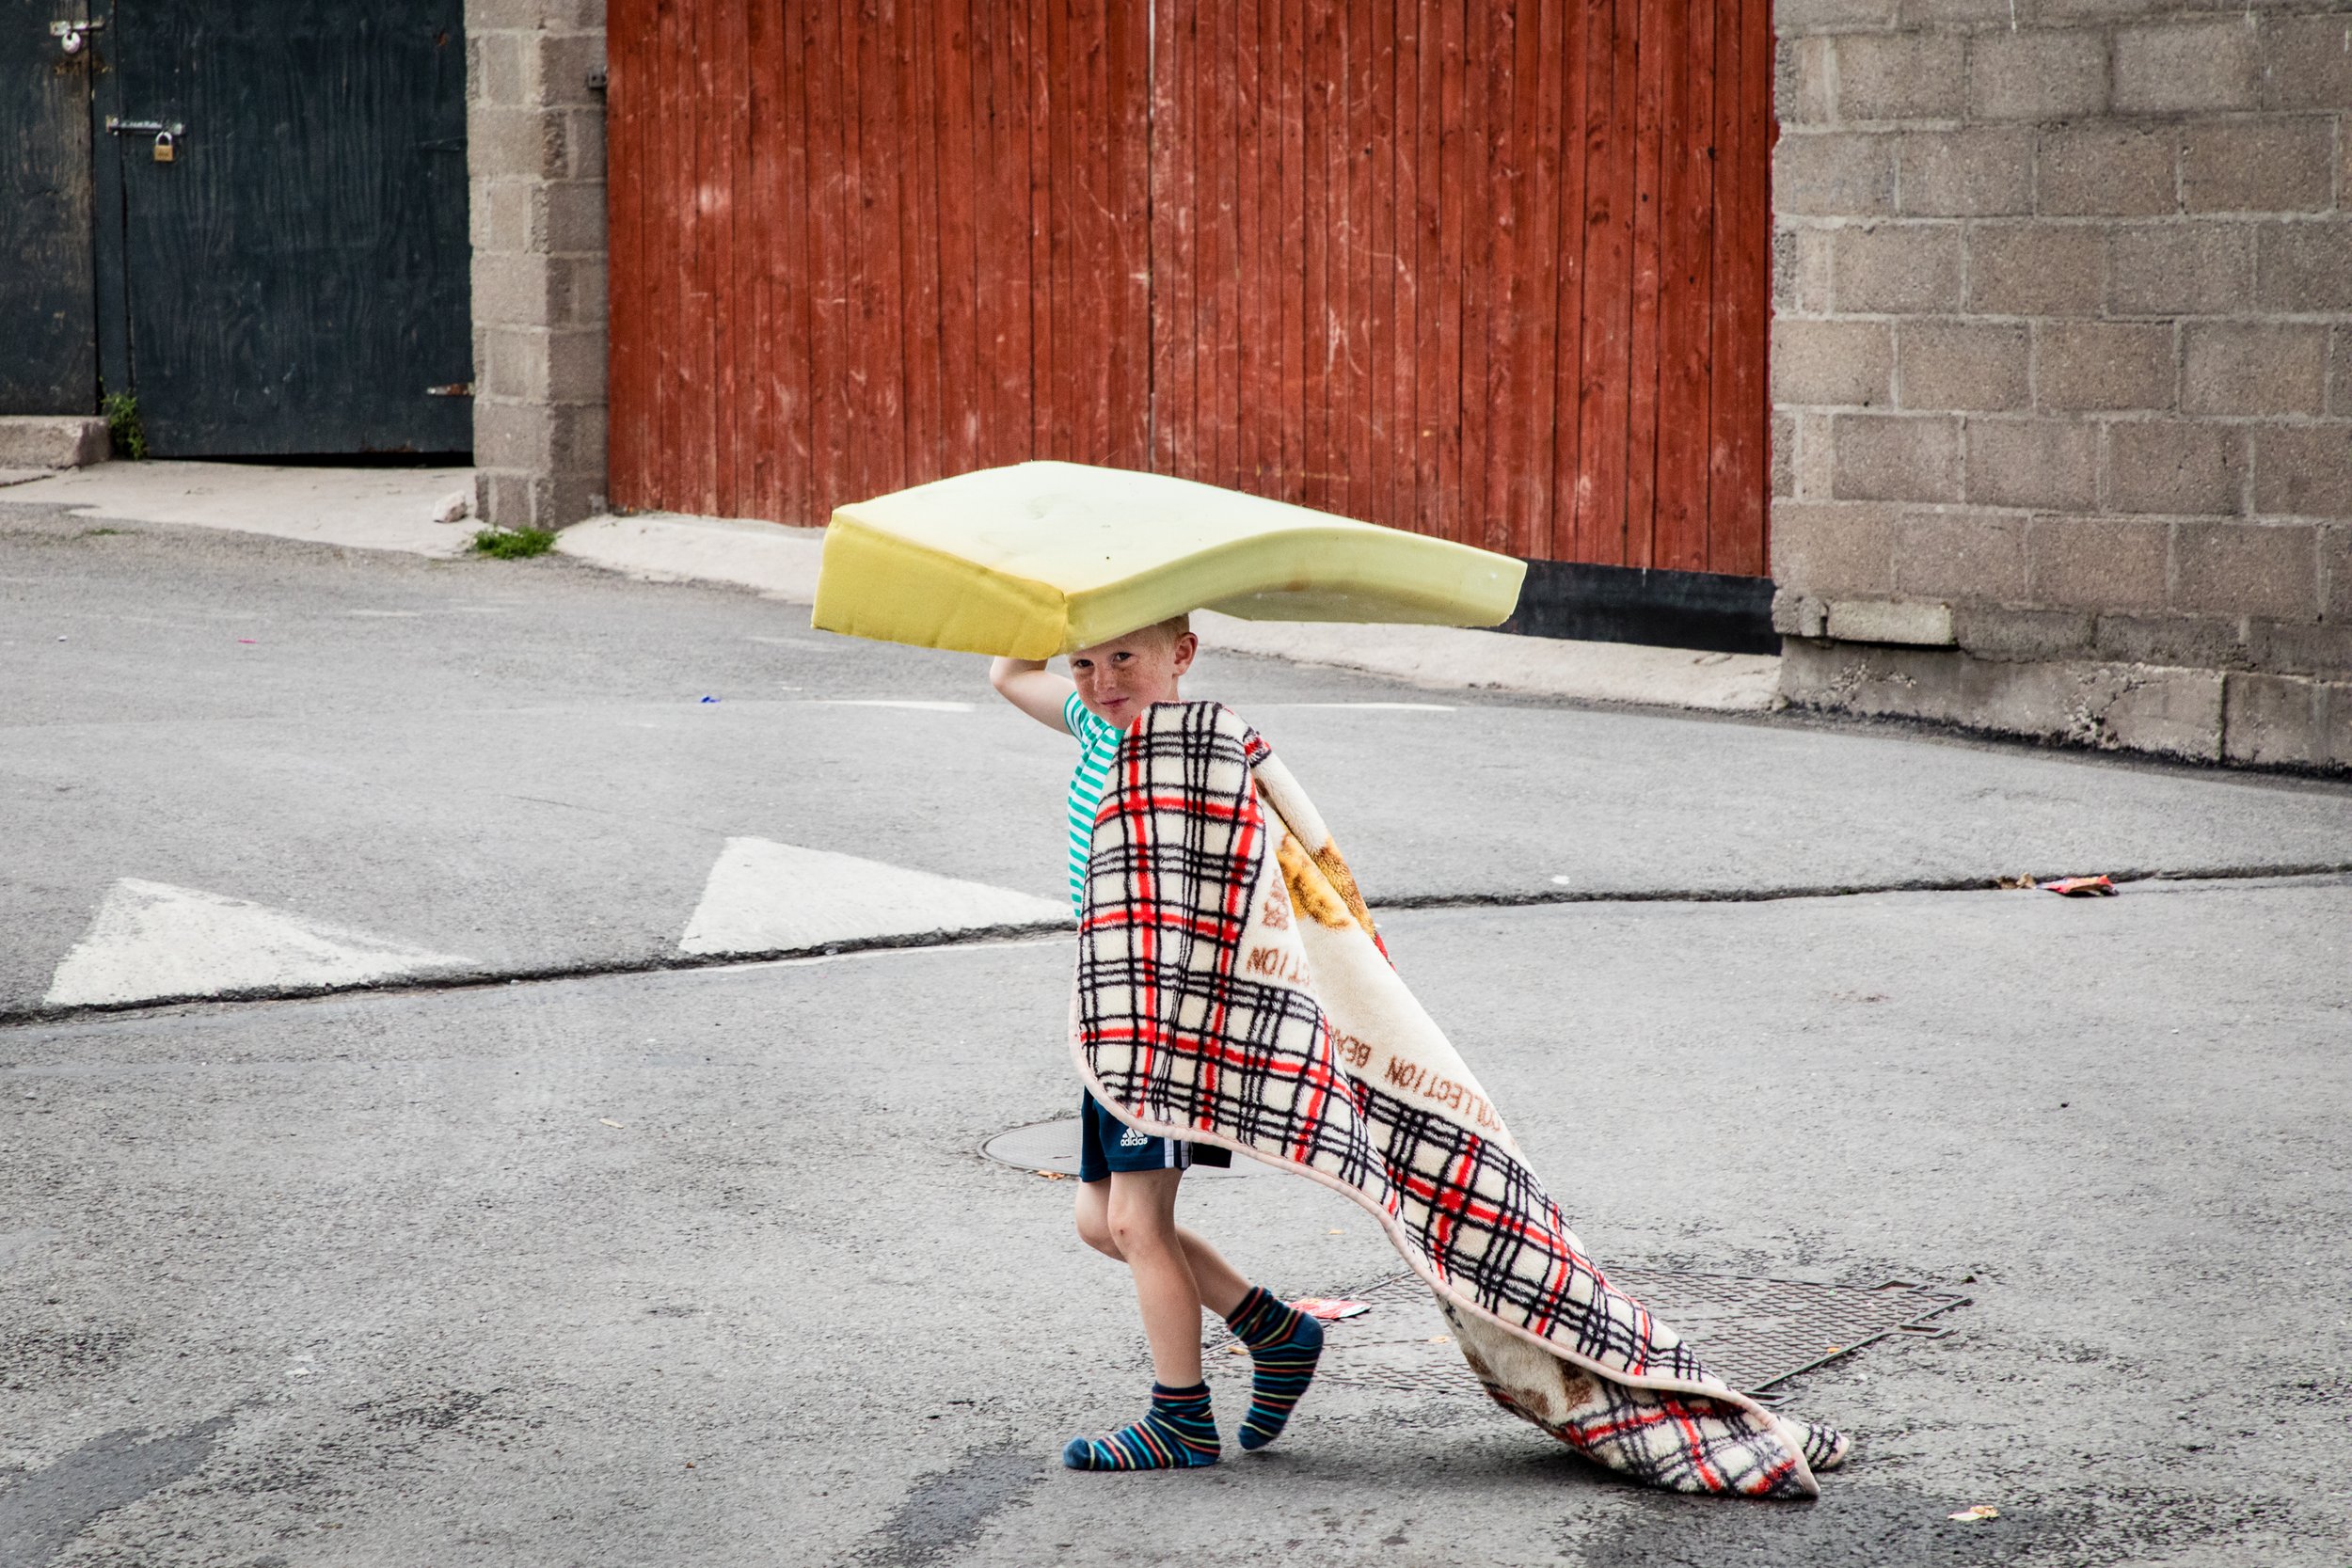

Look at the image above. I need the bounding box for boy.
[990,615,1326,1471]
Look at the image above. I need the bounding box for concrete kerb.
[555,510,1785,714]
[0,415,110,470]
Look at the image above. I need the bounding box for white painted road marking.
[689,934,1071,976]
[43,879,469,1008]
[813,699,976,712]
[677,838,1067,957]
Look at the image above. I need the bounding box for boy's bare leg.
[1073,1178,1250,1319]
[1104,1168,1214,1386]
[1060,1167,1226,1470]
[1065,1167,1325,1466]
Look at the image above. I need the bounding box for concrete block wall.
[1771,2,2352,770]
[466,0,609,530]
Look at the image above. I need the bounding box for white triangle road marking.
[678,838,1068,957]
[43,879,469,1008]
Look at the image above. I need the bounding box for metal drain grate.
[1605,1267,1968,1395]
[1216,1270,1967,1400]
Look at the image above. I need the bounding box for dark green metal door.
[0,2,99,414]
[95,0,472,455]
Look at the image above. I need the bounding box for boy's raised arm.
[990,656,1075,732]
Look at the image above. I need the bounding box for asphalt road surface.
[7,506,2350,1018]
[5,505,2350,1566]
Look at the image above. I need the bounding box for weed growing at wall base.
[470,527,556,560]
[100,392,146,461]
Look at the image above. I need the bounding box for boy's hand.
[990,656,1075,731]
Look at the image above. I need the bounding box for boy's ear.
[1170,630,1200,675]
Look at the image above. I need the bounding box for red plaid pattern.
[1074,702,1846,1497]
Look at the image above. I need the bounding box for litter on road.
[1293,1298,1373,1323]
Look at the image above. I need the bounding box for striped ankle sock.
[1061,1383,1220,1471]
[1226,1286,1324,1450]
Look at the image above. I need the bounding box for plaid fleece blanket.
[1073,702,1851,1498]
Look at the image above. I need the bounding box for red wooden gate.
[606,0,1152,525]
[608,0,1773,577]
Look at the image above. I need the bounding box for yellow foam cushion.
[811,461,1526,658]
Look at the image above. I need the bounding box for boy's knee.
[1073,1187,1121,1257]
[1105,1203,1174,1257]
[1074,1208,1120,1258]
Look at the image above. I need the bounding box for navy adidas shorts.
[1076,1093,1231,1182]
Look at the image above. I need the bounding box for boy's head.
[1068,614,1197,727]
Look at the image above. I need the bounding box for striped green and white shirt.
[1063,689,1122,915]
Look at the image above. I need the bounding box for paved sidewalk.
[3,461,1784,713]
[557,510,1785,712]
[0,460,476,558]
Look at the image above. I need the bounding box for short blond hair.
[1071,614,1195,661]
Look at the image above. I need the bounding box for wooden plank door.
[1,0,99,415]
[606,0,1153,522]
[97,0,473,455]
[1149,0,1773,576]
[607,0,1772,578]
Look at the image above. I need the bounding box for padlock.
[152,131,175,164]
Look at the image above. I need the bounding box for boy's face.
[1069,626,1198,727]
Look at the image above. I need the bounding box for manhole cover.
[980,1117,1279,1180]
[1212,1269,1967,1398]
[1606,1266,1968,1395]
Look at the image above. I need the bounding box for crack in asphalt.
[5,861,2346,1031]
[1370,858,2352,911]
